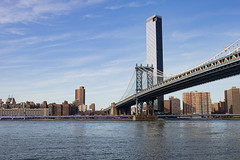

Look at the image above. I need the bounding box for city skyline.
[1,85,239,112]
[0,0,240,109]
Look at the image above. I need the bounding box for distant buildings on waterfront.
[182,91,211,115]
[0,86,102,116]
[75,86,85,106]
[213,101,225,114]
[161,86,240,115]
[181,86,240,115]
[164,96,180,115]
[224,86,240,114]
[2,86,240,116]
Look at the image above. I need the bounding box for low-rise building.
[0,108,49,116]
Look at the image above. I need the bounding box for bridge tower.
[135,64,154,115]
[146,15,164,113]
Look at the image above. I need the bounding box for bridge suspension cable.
[119,70,136,101]
[136,67,174,79]
[177,38,240,76]
[200,39,240,66]
[119,66,174,101]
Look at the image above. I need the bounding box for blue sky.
[0,0,240,109]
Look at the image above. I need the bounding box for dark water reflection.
[0,120,239,159]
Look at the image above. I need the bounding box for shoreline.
[1,115,240,121]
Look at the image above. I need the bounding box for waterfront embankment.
[1,114,240,121]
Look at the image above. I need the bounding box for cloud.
[0,65,28,69]
[0,33,74,47]
[0,25,143,49]
[221,31,240,38]
[83,14,102,19]
[0,27,25,35]
[103,57,144,67]
[171,31,202,41]
[105,2,141,10]
[0,0,107,24]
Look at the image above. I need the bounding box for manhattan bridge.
[105,15,240,116]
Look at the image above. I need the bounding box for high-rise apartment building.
[225,86,240,114]
[182,92,193,114]
[75,86,85,105]
[146,15,163,112]
[164,97,180,115]
[183,91,211,115]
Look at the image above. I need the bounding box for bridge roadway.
[116,49,240,109]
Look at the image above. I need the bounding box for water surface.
[0,120,239,159]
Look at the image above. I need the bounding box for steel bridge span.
[107,49,240,115]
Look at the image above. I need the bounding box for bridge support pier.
[110,103,117,115]
[126,106,131,115]
[118,108,122,115]
[136,99,143,116]
[117,107,131,115]
[146,99,154,115]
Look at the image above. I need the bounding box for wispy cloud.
[83,14,102,19]
[103,57,144,67]
[0,0,107,24]
[0,25,143,48]
[221,31,240,38]
[105,2,141,10]
[0,33,73,46]
[0,27,25,35]
[171,31,202,41]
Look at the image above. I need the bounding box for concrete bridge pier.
[110,103,117,115]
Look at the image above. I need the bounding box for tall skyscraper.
[75,86,85,105]
[146,15,163,112]
[225,86,240,114]
[183,91,211,115]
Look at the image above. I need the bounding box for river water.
[0,120,239,160]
